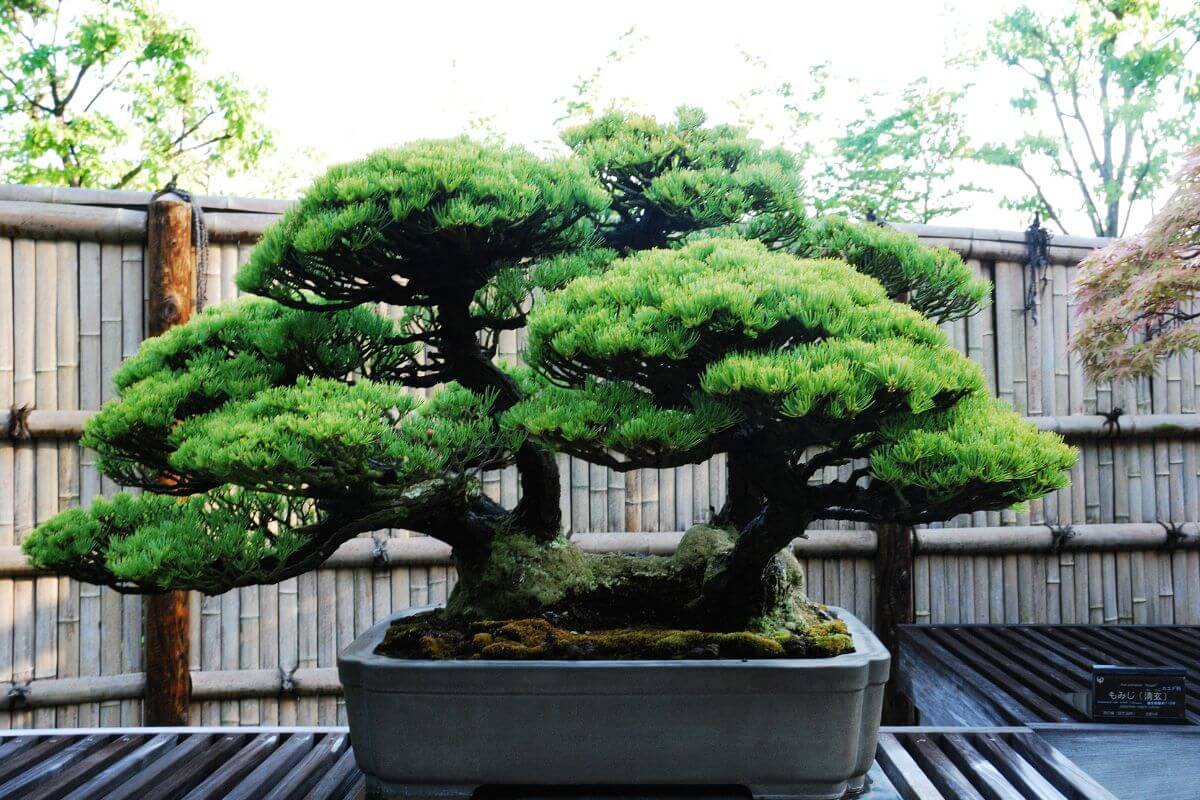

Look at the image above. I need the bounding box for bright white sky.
[156,0,1162,234]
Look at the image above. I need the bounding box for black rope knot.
[6,404,32,442]
[6,682,30,709]
[278,665,298,697]
[371,537,390,568]
[1023,211,1053,323]
[1158,520,1189,549]
[1100,407,1124,438]
[1045,523,1076,553]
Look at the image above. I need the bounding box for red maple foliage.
[1074,146,1200,381]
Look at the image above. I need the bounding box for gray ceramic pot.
[339,605,889,800]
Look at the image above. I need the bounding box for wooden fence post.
[873,522,916,724]
[143,192,196,726]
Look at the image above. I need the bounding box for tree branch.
[1015,162,1070,234]
[0,67,54,113]
[82,58,134,113]
[1041,71,1104,234]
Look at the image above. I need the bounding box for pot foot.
[747,781,851,800]
[366,780,476,800]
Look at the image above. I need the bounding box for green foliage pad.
[22,112,1075,636]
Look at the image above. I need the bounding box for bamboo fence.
[0,186,1197,728]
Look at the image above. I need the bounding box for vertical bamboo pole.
[0,237,13,729]
[98,242,121,726]
[608,467,625,533]
[316,569,337,724]
[32,240,59,729]
[296,571,318,724]
[77,241,101,725]
[806,559,824,606]
[657,465,675,534]
[56,240,80,727]
[142,193,196,726]
[336,566,355,724]
[278,575,299,725]
[589,463,608,532]
[13,238,36,729]
[624,469,642,532]
[220,587,239,726]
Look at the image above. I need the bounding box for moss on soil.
[390,523,855,661]
[375,611,855,661]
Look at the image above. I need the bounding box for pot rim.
[338,604,891,689]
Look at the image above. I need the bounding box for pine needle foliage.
[514,238,1073,524]
[24,111,1074,630]
[790,217,990,323]
[83,297,416,491]
[562,106,806,251]
[22,488,314,592]
[239,138,609,311]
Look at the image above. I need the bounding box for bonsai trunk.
[445,522,822,634]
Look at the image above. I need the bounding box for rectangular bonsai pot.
[338,605,890,800]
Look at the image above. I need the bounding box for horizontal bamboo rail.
[1,668,341,710]
[0,184,291,214]
[1025,414,1200,438]
[0,530,878,577]
[914,523,1196,554]
[892,223,1105,265]
[9,409,1199,441]
[0,199,277,243]
[2,409,91,438]
[0,524,1194,579]
[0,199,1108,254]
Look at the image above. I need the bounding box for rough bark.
[143,591,190,725]
[143,193,194,725]
[714,449,765,530]
[874,522,916,724]
[436,296,561,539]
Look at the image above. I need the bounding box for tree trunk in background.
[144,591,190,725]
[143,193,196,726]
[874,522,915,724]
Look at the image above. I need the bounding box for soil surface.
[375,609,856,661]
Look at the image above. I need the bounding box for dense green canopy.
[790,217,989,323]
[85,298,416,491]
[28,298,520,593]
[562,107,805,250]
[239,137,607,309]
[23,111,1073,619]
[512,237,1072,522]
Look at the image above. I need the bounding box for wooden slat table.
[0,726,1117,800]
[898,624,1200,726]
[899,624,1200,800]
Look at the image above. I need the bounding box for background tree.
[816,79,979,224]
[977,0,1200,237]
[553,25,647,124]
[1073,144,1200,380]
[0,0,270,189]
[23,113,1074,646]
[729,52,828,174]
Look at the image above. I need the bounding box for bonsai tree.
[24,110,1075,657]
[1074,144,1200,381]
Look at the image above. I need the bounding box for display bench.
[899,624,1200,799]
[0,725,1120,800]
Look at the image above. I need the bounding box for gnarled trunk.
[446,524,821,634]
